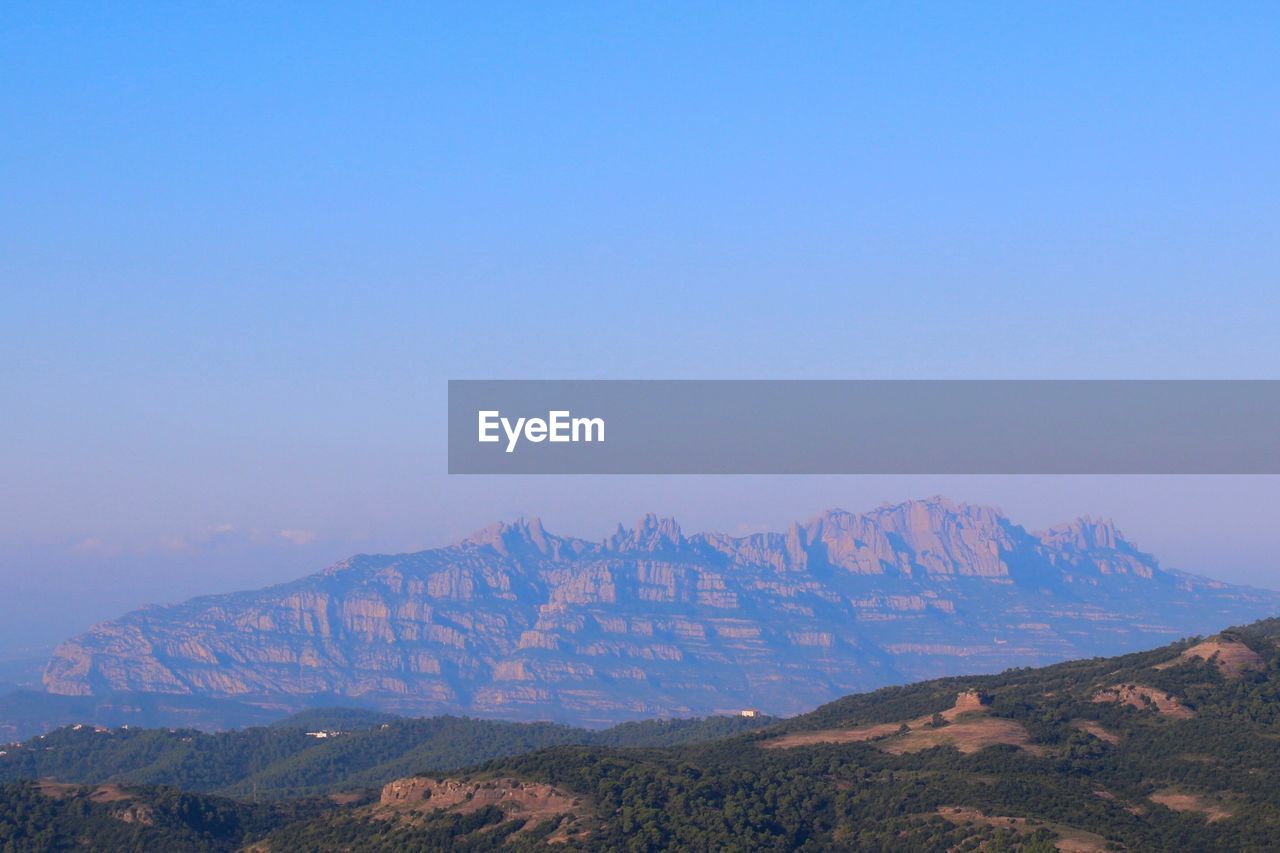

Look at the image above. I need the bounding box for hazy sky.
[3,4,1280,652]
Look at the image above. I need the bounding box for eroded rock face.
[380,776,583,814]
[1092,684,1194,718]
[42,498,1280,723]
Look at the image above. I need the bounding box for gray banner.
[448,380,1280,474]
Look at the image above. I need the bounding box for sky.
[2,3,1280,654]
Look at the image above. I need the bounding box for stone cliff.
[42,497,1280,723]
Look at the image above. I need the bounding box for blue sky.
[3,3,1280,650]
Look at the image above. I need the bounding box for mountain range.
[8,619,1280,850]
[40,497,1280,724]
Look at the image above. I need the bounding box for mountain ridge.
[41,497,1280,724]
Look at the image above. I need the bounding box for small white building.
[739,709,761,718]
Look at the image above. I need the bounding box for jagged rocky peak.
[461,516,571,559]
[698,498,1023,576]
[39,496,1280,722]
[797,497,1017,577]
[1037,515,1126,552]
[606,513,686,553]
[1033,515,1156,578]
[863,495,1011,534]
[449,499,1141,580]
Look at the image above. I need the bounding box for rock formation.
[42,497,1280,723]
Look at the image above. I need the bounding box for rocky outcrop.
[1092,684,1194,718]
[380,776,583,814]
[42,497,1280,723]
[377,775,591,840]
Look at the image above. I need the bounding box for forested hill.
[0,710,774,800]
[273,617,1280,851]
[6,619,1280,851]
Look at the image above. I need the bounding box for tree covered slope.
[270,618,1280,851]
[0,711,774,800]
[6,619,1280,851]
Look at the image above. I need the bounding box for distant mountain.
[41,497,1280,724]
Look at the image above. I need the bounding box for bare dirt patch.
[762,722,903,748]
[1149,790,1233,823]
[1154,639,1264,678]
[36,781,131,803]
[1053,833,1113,852]
[1074,721,1121,744]
[884,716,1045,755]
[937,806,1031,828]
[87,785,131,804]
[935,807,1109,852]
[1092,684,1193,718]
[763,690,1043,755]
[34,780,77,798]
[36,782,152,826]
